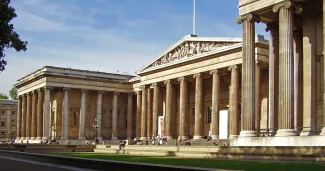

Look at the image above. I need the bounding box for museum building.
[14,0,325,146]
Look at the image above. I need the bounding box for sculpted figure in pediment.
[161,54,168,64]
[180,45,185,58]
[209,43,216,50]
[204,42,210,52]
[168,53,172,62]
[184,43,190,57]
[172,50,178,61]
[196,42,202,54]
[188,42,195,56]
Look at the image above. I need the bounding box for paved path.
[0,155,99,171]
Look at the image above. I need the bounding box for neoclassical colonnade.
[237,0,325,137]
[16,87,134,141]
[135,62,265,140]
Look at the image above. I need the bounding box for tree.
[0,0,28,72]
[0,93,9,99]
[9,86,17,100]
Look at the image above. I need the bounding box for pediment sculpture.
[150,41,237,68]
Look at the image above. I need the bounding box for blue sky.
[0,0,268,95]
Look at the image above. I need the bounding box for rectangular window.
[11,120,15,128]
[0,132,4,138]
[207,107,212,124]
[11,111,16,116]
[1,121,5,128]
[72,111,79,127]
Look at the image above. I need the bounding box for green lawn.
[54,153,325,171]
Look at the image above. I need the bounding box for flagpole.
[193,0,196,35]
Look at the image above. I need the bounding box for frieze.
[150,41,237,68]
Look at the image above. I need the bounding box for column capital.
[178,76,187,82]
[272,0,293,13]
[193,73,201,79]
[113,92,120,96]
[256,60,262,67]
[37,88,43,93]
[43,86,53,91]
[236,13,260,24]
[209,69,220,75]
[97,90,104,94]
[80,89,88,93]
[140,85,146,90]
[135,91,141,95]
[228,65,240,71]
[164,80,171,84]
[63,87,70,91]
[151,82,158,87]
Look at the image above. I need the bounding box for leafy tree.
[0,0,28,72]
[0,93,9,99]
[9,86,17,100]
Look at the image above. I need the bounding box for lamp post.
[51,123,57,142]
[93,118,100,143]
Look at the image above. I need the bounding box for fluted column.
[16,96,22,140]
[136,91,142,138]
[112,91,119,140]
[31,90,37,140]
[321,0,325,135]
[255,61,261,135]
[266,22,279,136]
[147,88,152,137]
[36,89,43,140]
[273,1,296,136]
[178,77,189,139]
[96,91,103,140]
[237,13,259,137]
[229,65,240,138]
[25,92,32,140]
[127,93,133,139]
[21,94,26,139]
[140,86,147,140]
[210,70,220,140]
[164,80,173,140]
[152,83,159,136]
[43,87,51,140]
[193,73,204,139]
[61,88,70,140]
[79,89,87,140]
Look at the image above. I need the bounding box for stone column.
[229,66,240,138]
[236,13,259,137]
[16,96,22,140]
[193,73,204,139]
[36,89,43,140]
[140,86,147,140]
[273,1,296,136]
[321,0,325,135]
[210,70,220,140]
[127,93,133,139]
[26,92,32,140]
[255,61,261,135]
[147,88,152,137]
[112,91,119,140]
[31,90,37,140]
[21,94,26,139]
[43,87,51,140]
[6,110,11,139]
[178,77,189,139]
[79,89,87,140]
[96,91,103,140]
[164,80,173,140]
[266,22,279,136]
[136,91,142,139]
[61,88,69,140]
[152,83,159,136]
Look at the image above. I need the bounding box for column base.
[300,129,318,136]
[36,137,42,140]
[20,137,26,140]
[30,137,36,140]
[61,137,68,140]
[180,136,189,140]
[211,135,219,140]
[111,137,118,140]
[320,127,325,136]
[25,137,31,140]
[16,137,21,140]
[275,129,297,137]
[193,135,204,140]
[78,137,86,140]
[229,135,239,139]
[239,131,256,137]
[42,137,49,141]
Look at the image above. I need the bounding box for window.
[0,132,4,138]
[11,111,16,116]
[207,107,212,124]
[72,111,79,127]
[1,110,5,116]
[1,121,5,128]
[11,120,15,128]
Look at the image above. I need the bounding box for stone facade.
[0,100,17,141]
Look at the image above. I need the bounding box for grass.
[54,153,325,171]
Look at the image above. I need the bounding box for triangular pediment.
[137,35,242,74]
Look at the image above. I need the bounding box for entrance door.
[219,110,228,139]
